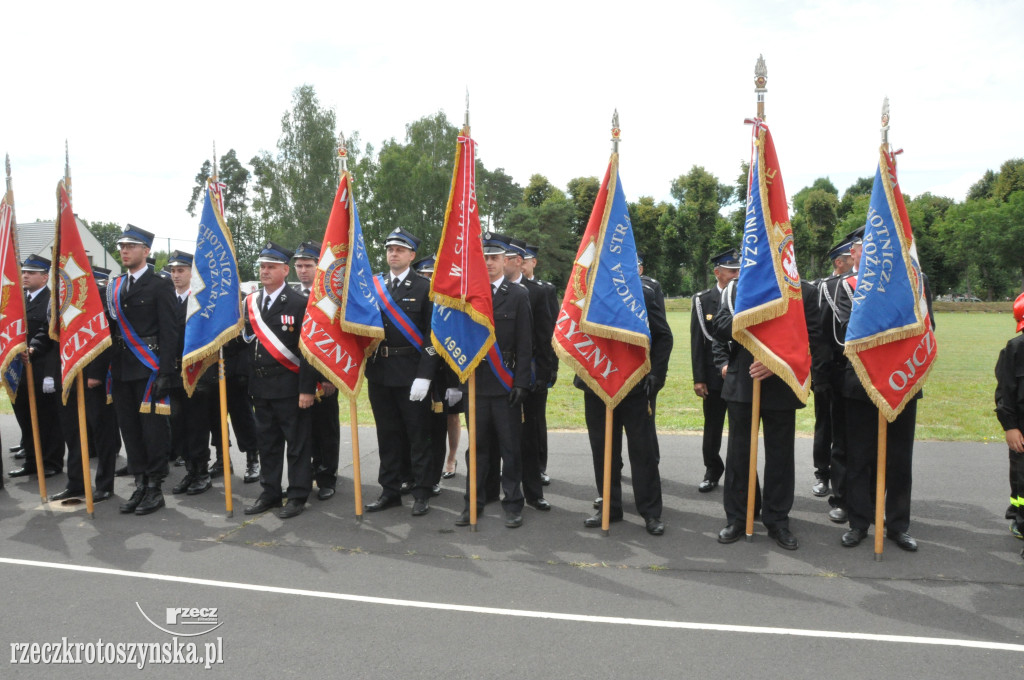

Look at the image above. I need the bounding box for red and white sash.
[246,292,300,373]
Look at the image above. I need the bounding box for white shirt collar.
[262,283,286,308]
[390,268,410,286]
[491,275,505,290]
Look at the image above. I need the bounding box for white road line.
[2,557,1022,653]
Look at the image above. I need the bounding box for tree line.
[82,85,1024,300]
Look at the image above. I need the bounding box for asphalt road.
[1,413,1022,678]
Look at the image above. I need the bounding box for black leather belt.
[376,345,418,358]
[254,364,291,378]
[118,335,159,352]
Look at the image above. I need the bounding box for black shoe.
[842,528,868,547]
[44,468,60,478]
[119,485,146,513]
[455,509,472,526]
[828,506,848,523]
[114,465,129,477]
[1007,505,1018,520]
[13,449,25,460]
[527,498,552,511]
[172,456,186,467]
[8,466,34,478]
[244,496,281,515]
[593,496,602,509]
[540,472,551,486]
[9,445,22,453]
[886,531,918,552]
[93,490,113,502]
[812,479,830,497]
[698,479,718,493]
[431,484,442,497]
[399,481,413,495]
[171,472,196,495]
[135,487,165,515]
[768,527,799,550]
[365,495,401,512]
[186,473,212,495]
[278,499,306,518]
[49,488,83,502]
[645,517,665,536]
[317,486,336,501]
[718,523,744,544]
[209,460,224,478]
[412,499,429,516]
[583,512,622,528]
[243,452,260,484]
[504,511,523,528]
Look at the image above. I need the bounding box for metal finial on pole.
[881,96,890,145]
[755,54,767,120]
[611,109,621,154]
[5,153,11,200]
[463,88,470,134]
[212,141,219,181]
[337,130,348,175]
[64,140,72,201]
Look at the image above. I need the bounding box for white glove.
[42,377,55,394]
[409,378,431,401]
[445,388,464,407]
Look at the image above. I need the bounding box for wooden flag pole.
[601,405,613,536]
[469,371,478,531]
[873,411,888,560]
[219,351,233,517]
[350,396,363,521]
[24,360,47,501]
[745,378,762,539]
[76,375,95,517]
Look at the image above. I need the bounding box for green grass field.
[2,310,1014,442]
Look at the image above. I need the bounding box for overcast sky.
[5,0,1021,254]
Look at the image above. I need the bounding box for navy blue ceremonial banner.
[182,180,243,395]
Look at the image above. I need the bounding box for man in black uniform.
[579,274,672,536]
[165,251,215,497]
[712,279,805,550]
[521,243,558,485]
[497,234,553,512]
[293,240,341,501]
[9,254,64,480]
[455,233,532,528]
[817,231,861,523]
[690,248,740,493]
[216,326,260,484]
[364,228,440,517]
[243,243,317,518]
[108,226,180,516]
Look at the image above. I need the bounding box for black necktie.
[125,276,133,294]
[391,276,400,292]
[264,295,271,312]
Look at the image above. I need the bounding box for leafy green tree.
[84,220,123,265]
[992,158,1024,203]
[629,196,671,288]
[477,166,521,231]
[566,176,600,236]
[664,166,733,293]
[505,192,575,289]
[838,177,874,219]
[523,174,563,208]
[966,169,997,201]
[790,180,839,278]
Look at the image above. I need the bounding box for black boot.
[209,454,224,478]
[171,462,197,495]
[120,477,146,513]
[187,462,212,495]
[243,451,260,484]
[135,479,165,515]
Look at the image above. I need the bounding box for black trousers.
[812,388,832,480]
[112,378,170,481]
[521,387,548,502]
[311,391,340,489]
[464,395,524,512]
[428,406,447,486]
[845,398,916,534]
[1010,449,1023,520]
[85,383,120,494]
[583,389,663,521]
[208,375,259,456]
[724,402,795,530]
[828,390,849,509]
[368,382,433,502]
[13,377,63,473]
[60,384,118,494]
[252,395,312,501]
[171,387,213,467]
[701,388,727,481]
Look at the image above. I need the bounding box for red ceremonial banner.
[0,195,27,401]
[299,173,382,397]
[553,157,649,408]
[48,181,111,403]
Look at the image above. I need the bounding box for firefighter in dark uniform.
[242,242,317,518]
[292,240,341,501]
[521,243,558,485]
[454,233,532,528]
[712,278,805,550]
[165,251,215,497]
[496,234,553,512]
[995,292,1024,544]
[364,228,441,516]
[835,245,933,553]
[108,226,179,516]
[817,230,861,524]
[690,248,740,493]
[215,332,260,482]
[50,266,122,502]
[578,273,672,535]
[9,254,63,480]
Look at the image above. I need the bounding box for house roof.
[15,218,122,273]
